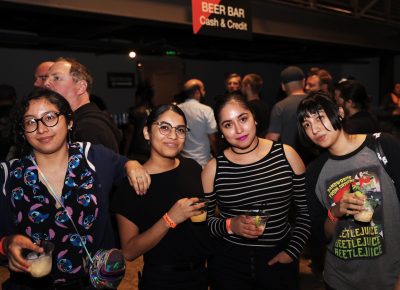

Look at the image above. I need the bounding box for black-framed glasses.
[22,111,62,133]
[152,122,190,139]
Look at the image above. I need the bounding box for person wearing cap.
[266,66,307,155]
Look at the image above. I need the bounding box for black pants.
[208,240,299,290]
[139,261,208,290]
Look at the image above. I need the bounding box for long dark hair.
[14,89,73,156]
[145,103,187,133]
[297,91,342,148]
[337,80,370,110]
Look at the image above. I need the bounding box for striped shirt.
[206,142,311,259]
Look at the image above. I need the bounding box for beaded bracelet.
[327,208,338,222]
[226,218,234,234]
[163,213,177,228]
[0,237,7,256]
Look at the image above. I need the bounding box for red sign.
[192,0,252,39]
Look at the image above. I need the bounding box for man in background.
[305,67,334,97]
[225,73,242,93]
[34,61,54,88]
[266,66,306,148]
[178,78,218,167]
[241,73,270,137]
[44,57,121,152]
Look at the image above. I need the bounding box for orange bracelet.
[163,213,177,228]
[226,218,233,234]
[327,208,338,222]
[0,237,7,256]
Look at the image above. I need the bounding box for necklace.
[231,137,259,155]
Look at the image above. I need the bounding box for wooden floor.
[0,256,325,290]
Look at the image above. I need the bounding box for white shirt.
[178,99,217,167]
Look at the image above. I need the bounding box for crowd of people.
[0,58,399,290]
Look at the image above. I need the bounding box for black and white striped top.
[206,142,311,259]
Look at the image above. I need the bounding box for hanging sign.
[192,0,252,39]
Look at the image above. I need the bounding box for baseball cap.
[280,66,305,84]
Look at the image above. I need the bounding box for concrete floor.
[0,256,325,290]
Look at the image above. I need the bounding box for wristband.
[0,236,7,256]
[327,208,338,222]
[226,218,234,234]
[163,213,177,228]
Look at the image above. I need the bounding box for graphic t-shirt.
[311,138,400,290]
[324,166,383,260]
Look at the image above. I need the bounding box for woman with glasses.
[111,104,210,290]
[0,89,148,290]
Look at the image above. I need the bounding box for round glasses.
[152,122,190,139]
[22,111,62,133]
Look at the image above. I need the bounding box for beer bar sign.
[192,0,252,40]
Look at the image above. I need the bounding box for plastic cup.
[190,198,209,223]
[25,240,54,278]
[246,205,270,232]
[354,197,378,222]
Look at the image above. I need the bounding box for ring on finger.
[136,176,143,180]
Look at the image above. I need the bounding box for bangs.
[297,99,323,124]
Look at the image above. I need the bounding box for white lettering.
[227,6,245,18]
[200,16,220,27]
[227,19,248,31]
[201,2,226,15]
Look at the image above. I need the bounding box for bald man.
[34,61,54,88]
[178,79,217,167]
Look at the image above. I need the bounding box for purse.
[32,158,126,289]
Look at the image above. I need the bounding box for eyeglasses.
[22,111,62,133]
[152,122,190,139]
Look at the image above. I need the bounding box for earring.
[67,128,72,144]
[221,134,224,139]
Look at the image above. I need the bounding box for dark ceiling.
[0,1,398,63]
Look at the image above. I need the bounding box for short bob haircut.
[14,88,73,156]
[145,103,187,133]
[297,91,343,148]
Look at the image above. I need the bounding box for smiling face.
[23,98,70,156]
[305,75,321,93]
[218,100,257,151]
[144,109,187,159]
[301,110,340,149]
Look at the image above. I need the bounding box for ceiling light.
[128,51,136,58]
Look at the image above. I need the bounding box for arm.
[268,145,311,265]
[208,133,218,157]
[125,160,151,195]
[265,103,282,142]
[202,159,263,239]
[89,143,151,195]
[116,197,205,261]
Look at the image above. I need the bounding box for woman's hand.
[167,197,205,225]
[230,215,264,239]
[332,193,364,218]
[125,160,151,195]
[5,235,43,273]
[267,251,293,266]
